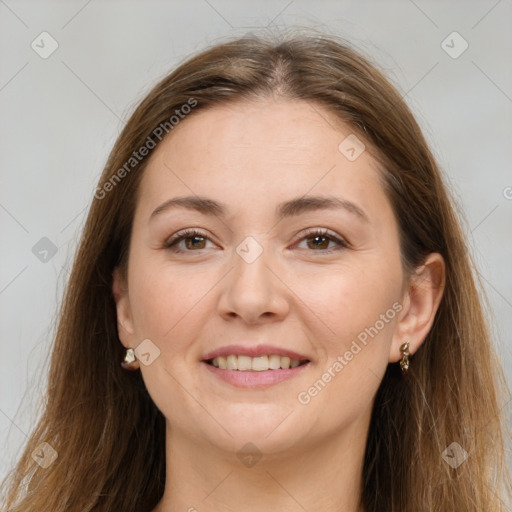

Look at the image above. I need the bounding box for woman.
[1,30,510,511]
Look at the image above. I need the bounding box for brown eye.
[184,235,206,250]
[306,234,331,250]
[296,228,348,253]
[164,229,214,252]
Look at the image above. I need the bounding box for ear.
[112,266,136,349]
[390,253,445,362]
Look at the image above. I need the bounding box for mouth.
[204,354,310,371]
[201,355,312,388]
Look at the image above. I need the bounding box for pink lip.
[202,360,312,389]
[201,344,310,362]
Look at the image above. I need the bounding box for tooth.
[269,355,281,370]
[237,355,252,371]
[212,354,306,371]
[252,355,269,371]
[280,356,291,369]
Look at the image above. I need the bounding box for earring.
[399,342,410,374]
[121,348,140,371]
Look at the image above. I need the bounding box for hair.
[1,29,510,512]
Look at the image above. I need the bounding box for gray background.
[1,0,511,492]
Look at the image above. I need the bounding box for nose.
[217,240,290,324]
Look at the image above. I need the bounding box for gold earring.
[121,348,140,371]
[399,342,410,374]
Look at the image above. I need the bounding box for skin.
[113,98,445,512]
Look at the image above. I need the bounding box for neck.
[153,413,370,512]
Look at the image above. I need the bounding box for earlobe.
[112,267,135,344]
[390,253,446,363]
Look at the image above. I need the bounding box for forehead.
[137,98,390,224]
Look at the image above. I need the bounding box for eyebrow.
[149,194,369,223]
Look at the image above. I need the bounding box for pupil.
[309,236,328,249]
[186,236,205,250]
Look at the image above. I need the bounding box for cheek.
[296,264,401,422]
[127,256,211,342]
[302,258,402,343]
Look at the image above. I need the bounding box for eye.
[164,227,349,254]
[163,229,216,253]
[294,228,349,253]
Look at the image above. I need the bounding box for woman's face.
[114,98,407,454]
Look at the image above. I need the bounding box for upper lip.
[202,344,311,362]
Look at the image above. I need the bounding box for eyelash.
[163,228,349,254]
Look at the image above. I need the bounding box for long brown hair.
[2,29,510,512]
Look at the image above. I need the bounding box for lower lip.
[202,361,311,388]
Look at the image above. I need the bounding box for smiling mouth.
[205,355,310,371]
